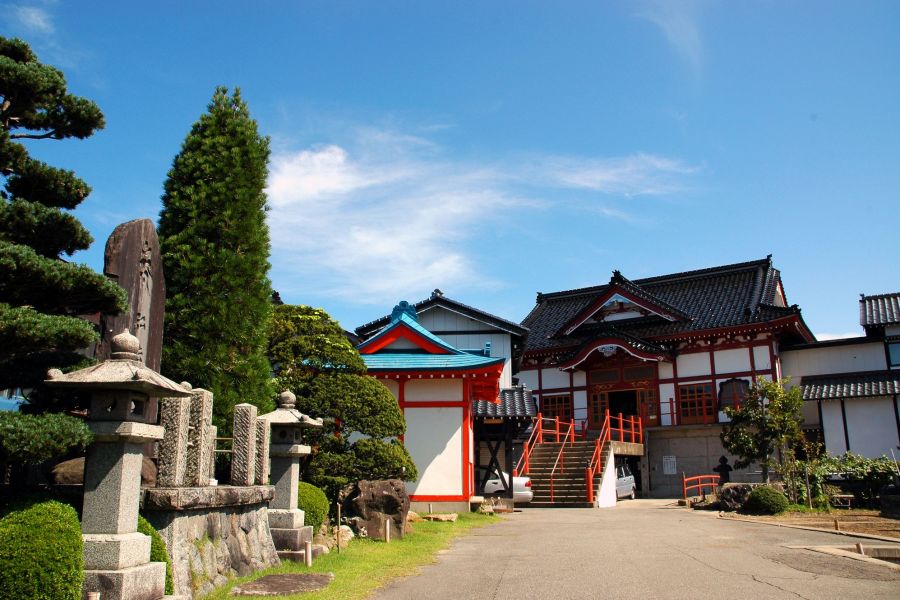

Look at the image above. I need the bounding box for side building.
[517,256,815,497]
[782,292,900,458]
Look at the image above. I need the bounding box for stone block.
[255,418,271,485]
[270,526,313,551]
[158,396,191,487]
[270,456,299,510]
[82,441,145,534]
[268,508,305,529]
[207,425,217,483]
[185,389,213,486]
[83,532,151,570]
[82,561,166,600]
[231,404,257,486]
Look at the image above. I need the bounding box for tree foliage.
[269,304,417,501]
[158,87,274,431]
[0,411,91,465]
[0,36,126,408]
[720,379,804,482]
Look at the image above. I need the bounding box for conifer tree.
[269,304,417,501]
[0,37,126,409]
[158,87,274,430]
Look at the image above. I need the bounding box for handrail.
[548,420,574,502]
[585,410,644,502]
[682,474,720,502]
[513,412,543,477]
[585,413,610,503]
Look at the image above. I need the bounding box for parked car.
[477,466,533,503]
[615,464,636,499]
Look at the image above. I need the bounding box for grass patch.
[202,512,498,600]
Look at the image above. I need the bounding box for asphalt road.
[369,500,900,600]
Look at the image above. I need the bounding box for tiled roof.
[357,310,459,355]
[362,352,504,372]
[860,292,900,328]
[474,385,537,419]
[356,292,529,339]
[522,257,812,353]
[800,370,900,400]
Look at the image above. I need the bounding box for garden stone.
[719,483,755,511]
[339,479,410,540]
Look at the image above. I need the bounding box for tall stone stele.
[47,330,191,600]
[259,391,322,561]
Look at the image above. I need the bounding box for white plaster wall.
[541,367,569,389]
[440,332,513,388]
[381,379,400,397]
[404,379,463,402]
[782,342,885,378]
[821,401,848,455]
[573,371,587,387]
[676,353,710,378]
[517,369,539,391]
[658,362,674,379]
[753,345,772,371]
[714,348,751,374]
[845,397,899,458]
[404,407,463,496]
[658,383,676,425]
[573,390,588,418]
[385,338,420,350]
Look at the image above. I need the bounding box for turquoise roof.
[359,301,505,372]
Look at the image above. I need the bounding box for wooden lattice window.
[624,365,655,381]
[589,369,618,384]
[638,388,658,423]
[541,394,572,421]
[718,378,750,411]
[588,391,608,428]
[678,383,715,424]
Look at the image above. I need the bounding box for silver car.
[477,467,534,503]
[615,464,636,499]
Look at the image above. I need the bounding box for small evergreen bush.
[742,485,789,515]
[0,500,83,600]
[138,515,173,594]
[297,481,329,532]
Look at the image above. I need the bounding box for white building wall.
[676,353,710,378]
[541,367,569,389]
[782,342,885,378]
[573,371,587,387]
[658,361,674,379]
[573,390,588,418]
[658,383,676,425]
[405,379,463,402]
[403,407,463,496]
[753,345,772,371]
[845,397,899,458]
[714,348,751,374]
[517,369,539,391]
[821,401,848,455]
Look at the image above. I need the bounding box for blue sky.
[4,1,899,337]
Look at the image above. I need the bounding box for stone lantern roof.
[45,330,190,397]
[259,391,323,428]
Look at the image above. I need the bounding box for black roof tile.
[860,292,900,328]
[800,370,900,400]
[473,385,536,419]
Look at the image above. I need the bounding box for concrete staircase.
[525,440,600,508]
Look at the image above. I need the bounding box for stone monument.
[46,330,190,600]
[259,391,323,561]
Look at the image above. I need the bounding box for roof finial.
[390,301,418,323]
[432,288,444,298]
[110,329,141,361]
[278,390,296,409]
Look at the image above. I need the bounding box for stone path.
[370,500,900,599]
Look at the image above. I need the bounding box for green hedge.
[743,485,789,515]
[0,500,83,600]
[297,481,329,532]
[138,516,173,594]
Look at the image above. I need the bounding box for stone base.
[268,508,305,529]
[82,561,166,600]
[83,531,151,570]
[270,526,312,551]
[277,545,325,563]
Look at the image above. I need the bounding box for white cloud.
[266,127,696,306]
[11,4,54,34]
[815,332,862,341]
[635,0,708,76]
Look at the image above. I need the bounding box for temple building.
[517,256,815,497]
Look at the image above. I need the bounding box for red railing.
[548,420,575,502]
[585,411,643,502]
[657,397,727,426]
[514,413,583,477]
[682,474,720,502]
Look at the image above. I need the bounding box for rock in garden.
[232,573,334,596]
[339,479,410,541]
[719,483,754,511]
[423,513,458,522]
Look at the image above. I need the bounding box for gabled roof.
[860,292,900,329]
[522,256,814,354]
[800,370,900,400]
[359,301,505,373]
[356,290,529,340]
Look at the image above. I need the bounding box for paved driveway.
[370,500,900,600]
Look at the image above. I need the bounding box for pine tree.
[158,87,274,431]
[0,37,126,409]
[269,304,417,501]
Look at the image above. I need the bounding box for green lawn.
[203,512,499,600]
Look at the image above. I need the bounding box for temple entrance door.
[608,390,638,418]
[588,391,608,430]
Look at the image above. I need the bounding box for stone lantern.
[46,330,190,600]
[259,390,322,561]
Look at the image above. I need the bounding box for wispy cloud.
[266,126,697,306]
[635,0,709,76]
[10,4,54,34]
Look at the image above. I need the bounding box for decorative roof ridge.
[604,270,693,321]
[570,323,670,353]
[859,291,900,301]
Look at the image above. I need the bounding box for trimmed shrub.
[742,485,789,515]
[138,516,173,594]
[297,481,329,532]
[0,500,83,600]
